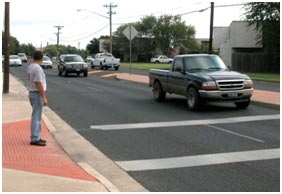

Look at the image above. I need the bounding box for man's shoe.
[30,140,46,146]
[39,138,46,143]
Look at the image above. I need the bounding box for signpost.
[123,24,138,75]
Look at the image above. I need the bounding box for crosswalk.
[90,114,280,172]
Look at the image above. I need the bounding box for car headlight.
[244,79,253,89]
[83,64,88,68]
[202,81,218,90]
[65,64,72,68]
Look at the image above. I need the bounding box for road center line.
[90,114,280,130]
[87,87,104,92]
[115,148,280,171]
[206,124,265,143]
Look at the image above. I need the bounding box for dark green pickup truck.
[149,54,253,110]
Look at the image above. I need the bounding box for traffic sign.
[123,24,138,40]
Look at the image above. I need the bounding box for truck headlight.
[202,81,218,90]
[244,79,253,89]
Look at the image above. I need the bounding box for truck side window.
[173,58,183,72]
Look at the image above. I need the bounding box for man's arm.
[36,82,48,106]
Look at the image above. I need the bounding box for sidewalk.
[2,76,108,192]
[117,73,280,108]
[2,75,147,192]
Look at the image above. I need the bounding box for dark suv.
[58,54,88,77]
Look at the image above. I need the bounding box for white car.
[150,55,173,63]
[86,56,94,63]
[18,53,28,63]
[41,56,53,69]
[9,55,22,66]
[91,53,120,70]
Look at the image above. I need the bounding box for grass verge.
[245,73,280,83]
[120,63,280,83]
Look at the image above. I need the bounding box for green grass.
[244,73,280,83]
[120,62,170,70]
[120,63,280,83]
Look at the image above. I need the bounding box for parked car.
[91,53,120,70]
[149,54,253,110]
[18,53,28,63]
[9,55,22,66]
[150,55,173,63]
[41,56,53,69]
[86,56,94,63]
[58,54,88,77]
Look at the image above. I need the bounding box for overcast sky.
[2,0,247,49]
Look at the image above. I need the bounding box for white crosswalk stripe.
[90,114,280,130]
[115,148,280,171]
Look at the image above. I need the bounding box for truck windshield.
[64,56,84,62]
[184,56,227,72]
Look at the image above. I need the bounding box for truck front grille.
[216,80,244,91]
[72,64,82,69]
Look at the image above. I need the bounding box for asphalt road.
[10,63,280,192]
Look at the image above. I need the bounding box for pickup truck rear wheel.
[153,81,166,101]
[235,100,250,109]
[187,87,200,110]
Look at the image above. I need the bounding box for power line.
[61,24,109,42]
[215,3,245,8]
[178,3,245,16]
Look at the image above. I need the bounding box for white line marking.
[115,148,280,171]
[87,87,104,92]
[90,114,280,130]
[206,124,264,143]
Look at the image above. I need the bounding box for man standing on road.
[27,51,48,146]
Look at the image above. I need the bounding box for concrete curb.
[251,100,280,109]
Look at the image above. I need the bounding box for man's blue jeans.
[29,91,43,142]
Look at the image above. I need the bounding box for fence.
[232,52,279,73]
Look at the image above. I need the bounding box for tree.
[134,15,198,55]
[244,2,280,63]
[2,32,35,56]
[19,43,35,56]
[86,38,100,55]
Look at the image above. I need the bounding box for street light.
[77,9,115,53]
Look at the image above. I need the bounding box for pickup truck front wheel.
[187,87,200,110]
[153,81,166,102]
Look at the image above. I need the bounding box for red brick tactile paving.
[2,120,97,182]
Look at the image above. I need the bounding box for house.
[196,38,209,51]
[213,21,263,70]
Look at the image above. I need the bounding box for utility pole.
[209,2,214,54]
[104,3,117,53]
[3,2,10,94]
[54,25,64,57]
